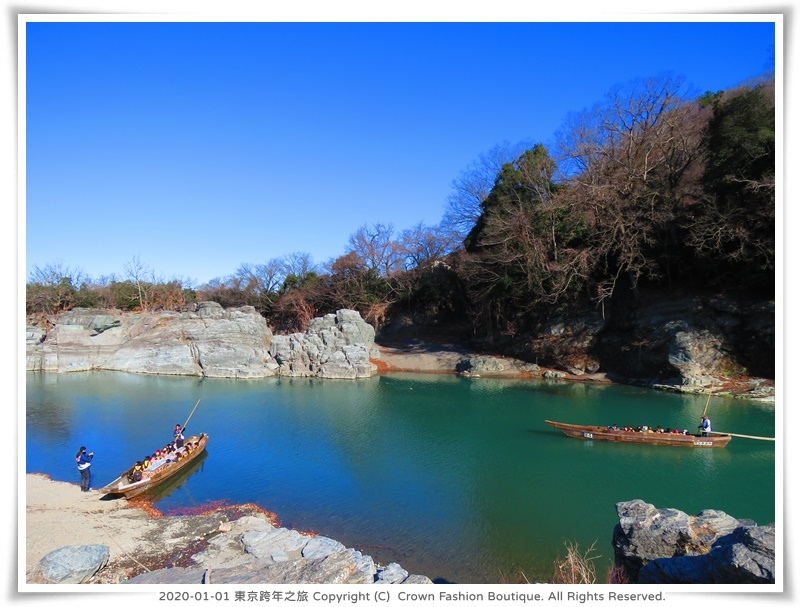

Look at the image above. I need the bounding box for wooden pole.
[702,391,713,417]
[179,399,201,434]
[709,431,775,442]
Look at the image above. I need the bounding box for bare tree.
[347,223,404,277]
[235,259,285,310]
[398,222,460,270]
[27,261,88,314]
[443,141,531,239]
[124,256,155,311]
[280,252,318,283]
[556,74,705,304]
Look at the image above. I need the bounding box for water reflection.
[135,451,209,506]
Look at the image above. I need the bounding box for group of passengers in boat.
[126,432,200,483]
[606,424,691,435]
[605,415,712,437]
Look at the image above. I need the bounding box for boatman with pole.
[699,415,712,437]
[173,424,185,448]
[174,398,202,449]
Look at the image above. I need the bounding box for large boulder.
[613,499,774,583]
[242,527,309,562]
[638,524,775,583]
[456,356,509,376]
[32,544,110,584]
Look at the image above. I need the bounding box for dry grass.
[500,539,629,584]
[552,540,600,584]
[606,563,630,584]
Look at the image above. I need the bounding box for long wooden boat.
[100,433,209,498]
[544,420,731,448]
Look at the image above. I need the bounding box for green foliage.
[108,281,141,310]
[704,85,774,196]
[686,81,775,290]
[461,144,591,331]
[73,284,100,308]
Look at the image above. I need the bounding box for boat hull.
[100,433,209,498]
[544,420,730,448]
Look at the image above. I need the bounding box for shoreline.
[372,343,774,402]
[24,473,431,585]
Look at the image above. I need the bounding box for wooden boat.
[100,433,209,498]
[544,420,731,448]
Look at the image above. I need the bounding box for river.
[25,371,776,583]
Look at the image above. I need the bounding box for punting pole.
[709,431,775,441]
[180,398,202,434]
[702,391,713,417]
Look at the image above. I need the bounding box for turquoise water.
[25,371,776,583]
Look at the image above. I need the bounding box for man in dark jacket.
[75,446,94,492]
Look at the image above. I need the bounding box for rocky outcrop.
[456,355,540,377]
[612,499,775,584]
[609,298,773,393]
[269,309,378,379]
[511,296,775,401]
[122,511,431,585]
[26,303,274,378]
[26,306,378,380]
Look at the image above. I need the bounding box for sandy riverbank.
[25,474,168,580]
[373,342,472,373]
[25,473,278,584]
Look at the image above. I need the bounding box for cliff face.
[482,295,774,399]
[26,304,377,380]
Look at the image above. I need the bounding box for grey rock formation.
[638,523,775,583]
[613,499,775,584]
[375,562,409,584]
[302,536,346,559]
[26,306,378,380]
[124,567,207,584]
[202,549,376,584]
[26,305,274,377]
[455,355,543,377]
[26,326,46,344]
[243,527,309,562]
[35,508,430,585]
[602,297,774,398]
[456,356,509,376]
[507,296,774,400]
[123,511,424,585]
[32,544,110,584]
[269,310,377,379]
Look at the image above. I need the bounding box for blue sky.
[24,18,777,286]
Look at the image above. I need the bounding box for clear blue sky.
[24,19,776,286]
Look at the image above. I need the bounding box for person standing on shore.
[75,446,94,492]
